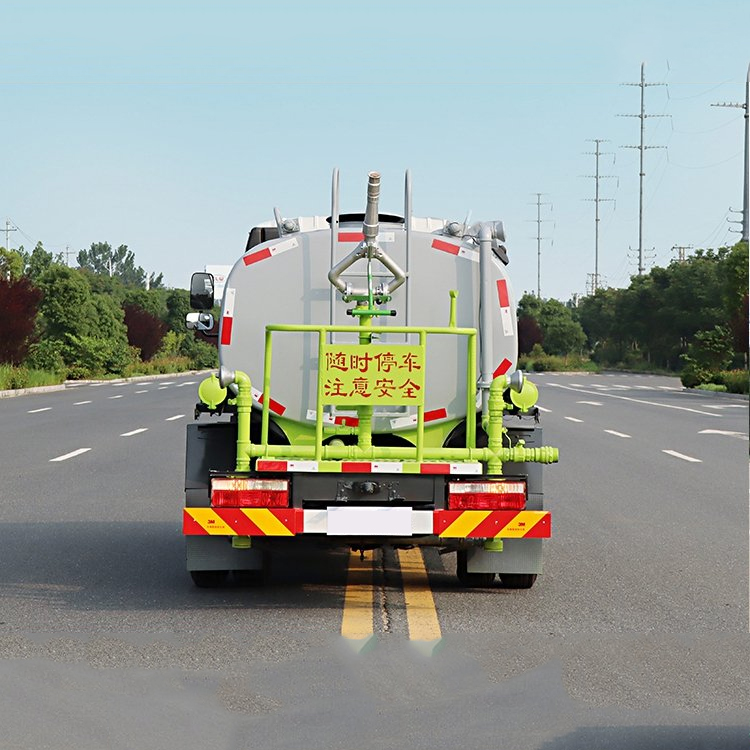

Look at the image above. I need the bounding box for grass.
[0,365,64,390]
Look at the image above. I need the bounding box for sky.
[1,0,747,301]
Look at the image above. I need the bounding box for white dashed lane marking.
[577,401,602,406]
[604,430,631,438]
[537,406,551,413]
[175,382,196,387]
[28,407,51,413]
[699,429,748,440]
[135,390,148,394]
[662,450,702,463]
[158,386,169,390]
[565,417,584,423]
[120,428,149,437]
[165,415,185,421]
[50,448,91,462]
[73,401,92,405]
[109,395,124,400]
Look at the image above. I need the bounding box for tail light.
[448,480,526,510]
[211,478,290,507]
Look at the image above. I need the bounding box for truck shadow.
[0,521,352,615]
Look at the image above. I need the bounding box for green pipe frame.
[232,321,559,475]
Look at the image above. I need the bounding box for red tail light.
[448,480,526,510]
[211,478,290,508]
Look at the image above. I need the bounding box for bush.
[0,276,42,365]
[25,339,66,376]
[0,365,62,390]
[713,369,749,394]
[695,383,728,392]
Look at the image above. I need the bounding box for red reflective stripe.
[342,462,372,472]
[420,463,450,475]
[424,408,447,422]
[257,393,286,416]
[256,460,288,472]
[220,317,233,346]
[182,510,209,535]
[335,416,359,427]
[431,238,460,255]
[496,279,510,308]
[338,232,364,242]
[493,359,512,378]
[243,247,273,266]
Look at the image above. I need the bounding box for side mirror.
[190,272,215,310]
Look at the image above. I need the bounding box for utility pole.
[711,62,749,243]
[671,244,693,263]
[583,139,616,292]
[620,62,668,275]
[63,245,76,267]
[4,219,17,251]
[528,193,552,298]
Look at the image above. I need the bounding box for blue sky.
[1,0,747,300]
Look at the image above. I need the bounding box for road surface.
[0,371,747,749]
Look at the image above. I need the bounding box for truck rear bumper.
[183,507,550,540]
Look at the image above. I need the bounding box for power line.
[4,220,17,251]
[582,138,616,293]
[527,193,552,299]
[619,62,669,275]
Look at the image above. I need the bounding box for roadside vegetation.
[517,240,748,393]
[0,241,217,389]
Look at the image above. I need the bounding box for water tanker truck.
[183,170,558,589]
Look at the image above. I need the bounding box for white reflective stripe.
[327,507,412,536]
[287,461,319,472]
[303,509,328,533]
[372,462,404,473]
[500,307,513,336]
[450,463,483,474]
[224,287,236,317]
[390,414,418,430]
[411,511,433,534]
[268,237,299,256]
[457,246,479,262]
[306,409,335,424]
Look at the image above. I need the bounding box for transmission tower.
[583,139,616,292]
[619,62,669,275]
[528,193,552,298]
[711,63,749,243]
[671,244,693,263]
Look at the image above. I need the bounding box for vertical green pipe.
[466,332,477,450]
[486,375,505,475]
[315,328,325,461]
[416,329,425,462]
[357,308,373,451]
[233,370,253,471]
[261,330,273,446]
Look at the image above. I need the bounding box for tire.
[500,573,537,589]
[456,550,496,588]
[190,570,229,588]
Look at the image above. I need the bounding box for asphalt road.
[0,371,747,749]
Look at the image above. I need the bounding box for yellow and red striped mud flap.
[183,508,303,536]
[434,510,551,538]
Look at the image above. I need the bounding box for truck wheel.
[190,570,229,588]
[456,550,496,588]
[500,573,537,589]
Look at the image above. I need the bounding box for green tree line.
[0,241,217,386]
[516,241,748,392]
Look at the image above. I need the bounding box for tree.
[0,247,26,281]
[0,276,42,364]
[517,316,543,354]
[123,304,168,361]
[538,299,586,355]
[25,242,61,281]
[77,242,158,288]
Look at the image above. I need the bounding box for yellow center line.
[341,551,374,640]
[398,548,441,642]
